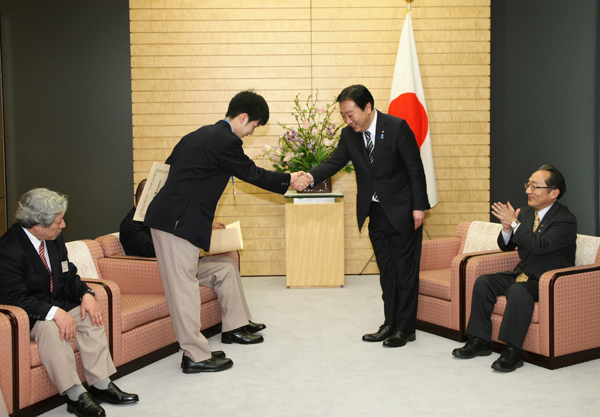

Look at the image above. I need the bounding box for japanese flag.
[388,12,438,207]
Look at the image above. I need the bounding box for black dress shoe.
[244,320,266,333]
[181,355,233,374]
[66,392,105,417]
[383,330,416,347]
[452,338,492,359]
[181,351,226,368]
[491,348,524,372]
[362,324,394,342]
[211,350,226,359]
[87,382,139,405]
[221,327,264,344]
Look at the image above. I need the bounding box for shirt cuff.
[501,229,513,245]
[46,306,58,321]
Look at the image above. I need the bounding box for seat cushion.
[492,296,539,323]
[419,269,451,300]
[121,294,170,333]
[199,286,218,303]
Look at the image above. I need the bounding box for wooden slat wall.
[129,0,490,276]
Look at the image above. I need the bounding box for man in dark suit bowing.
[144,90,308,374]
[0,188,138,417]
[305,84,430,348]
[453,165,577,372]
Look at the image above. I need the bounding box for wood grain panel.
[130,0,491,276]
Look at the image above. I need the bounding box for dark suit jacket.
[310,111,430,233]
[144,120,292,250]
[120,206,156,257]
[499,202,577,281]
[0,224,91,329]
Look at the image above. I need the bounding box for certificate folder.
[200,221,244,257]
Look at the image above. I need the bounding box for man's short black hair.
[336,85,375,111]
[225,90,270,126]
[538,164,566,200]
[135,179,147,206]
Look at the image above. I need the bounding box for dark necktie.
[365,131,374,165]
[516,213,541,283]
[365,131,378,200]
[39,241,54,293]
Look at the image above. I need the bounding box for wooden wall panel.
[130,0,490,276]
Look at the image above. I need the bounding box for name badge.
[62,261,69,273]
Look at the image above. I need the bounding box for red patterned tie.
[39,241,53,293]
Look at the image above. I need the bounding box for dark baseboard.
[416,320,466,342]
[490,341,600,370]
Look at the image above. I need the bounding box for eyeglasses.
[524,183,555,191]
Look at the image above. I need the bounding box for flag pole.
[404,0,433,241]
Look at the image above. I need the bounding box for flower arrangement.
[262,92,353,174]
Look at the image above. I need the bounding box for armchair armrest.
[82,279,123,366]
[462,251,521,326]
[445,249,506,331]
[0,312,14,414]
[97,258,164,295]
[0,305,31,410]
[420,237,461,270]
[537,263,600,357]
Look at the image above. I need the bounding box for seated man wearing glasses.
[452,165,577,372]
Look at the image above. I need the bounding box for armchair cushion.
[419,269,451,300]
[121,295,170,333]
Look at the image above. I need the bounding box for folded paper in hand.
[133,162,170,222]
[200,221,244,256]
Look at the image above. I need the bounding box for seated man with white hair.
[0,188,138,417]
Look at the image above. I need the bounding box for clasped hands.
[290,172,315,192]
[491,201,521,233]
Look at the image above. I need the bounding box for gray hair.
[15,188,68,228]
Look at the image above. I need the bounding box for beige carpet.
[40,275,600,417]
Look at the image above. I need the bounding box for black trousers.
[368,202,422,332]
[466,272,539,349]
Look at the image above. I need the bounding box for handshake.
[290,171,315,192]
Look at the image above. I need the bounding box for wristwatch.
[82,288,95,299]
[510,220,520,231]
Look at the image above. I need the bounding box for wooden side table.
[285,190,344,288]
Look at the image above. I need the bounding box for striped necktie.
[365,131,378,200]
[365,131,374,165]
[39,241,54,293]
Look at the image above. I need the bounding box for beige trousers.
[151,229,249,363]
[0,387,8,417]
[30,306,116,394]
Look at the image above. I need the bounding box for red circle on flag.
[388,93,428,149]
